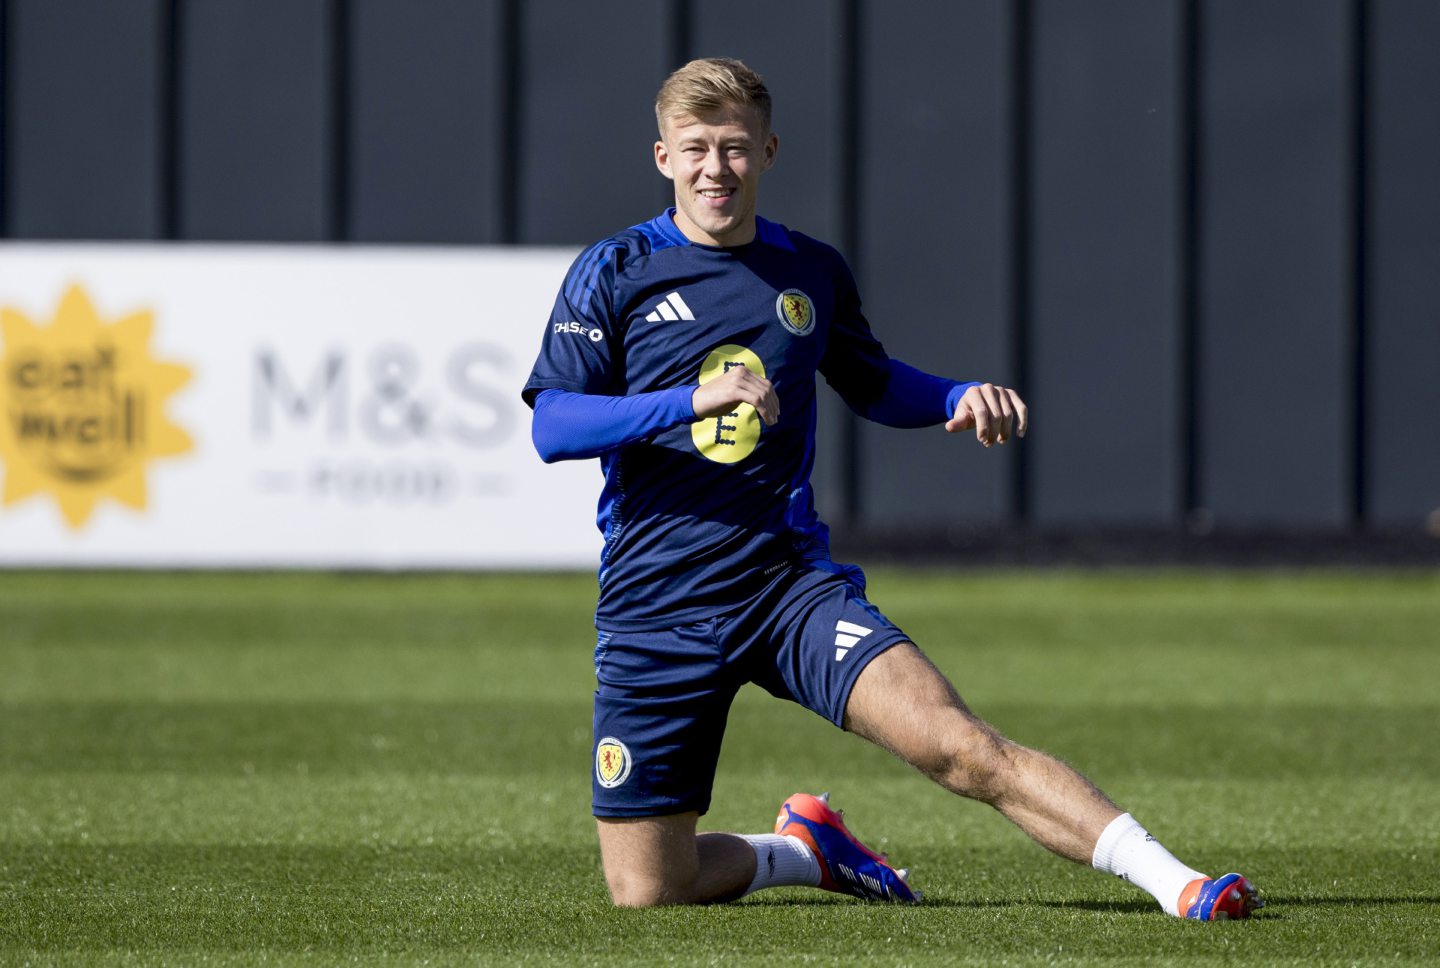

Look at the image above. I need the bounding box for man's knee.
[596,814,701,907]
[919,712,1020,803]
[605,866,684,908]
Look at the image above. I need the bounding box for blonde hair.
[655,57,772,133]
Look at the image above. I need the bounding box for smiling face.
[654,105,778,247]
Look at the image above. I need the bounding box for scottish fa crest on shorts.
[776,289,815,336]
[595,736,632,788]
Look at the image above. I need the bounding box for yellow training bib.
[691,344,765,464]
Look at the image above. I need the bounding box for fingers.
[691,364,780,426]
[983,383,1014,444]
[947,384,1028,447]
[1011,388,1029,438]
[943,406,975,433]
[752,373,780,425]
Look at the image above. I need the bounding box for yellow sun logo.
[0,284,194,529]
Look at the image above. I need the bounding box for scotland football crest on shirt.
[776,289,815,336]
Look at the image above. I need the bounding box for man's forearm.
[859,359,979,428]
[530,386,697,462]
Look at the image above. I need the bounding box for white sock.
[739,834,822,896]
[1091,813,1207,916]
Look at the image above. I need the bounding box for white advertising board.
[0,244,603,568]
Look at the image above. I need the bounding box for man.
[522,57,1260,919]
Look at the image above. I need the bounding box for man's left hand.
[945,383,1028,447]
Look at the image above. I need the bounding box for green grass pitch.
[2,568,1437,966]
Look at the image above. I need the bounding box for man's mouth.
[697,187,735,200]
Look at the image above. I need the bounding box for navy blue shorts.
[590,565,909,818]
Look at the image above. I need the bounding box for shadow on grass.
[1260,894,1440,907]
[743,893,1439,915]
[740,896,1156,913]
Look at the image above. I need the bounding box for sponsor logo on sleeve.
[554,321,604,343]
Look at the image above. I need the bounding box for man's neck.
[670,208,756,247]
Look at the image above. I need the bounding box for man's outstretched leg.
[843,642,1260,919]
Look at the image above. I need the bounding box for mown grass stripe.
[0,569,1436,965]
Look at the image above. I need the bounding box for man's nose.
[703,149,729,177]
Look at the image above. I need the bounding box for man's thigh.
[842,641,1000,768]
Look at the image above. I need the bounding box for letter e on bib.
[692,344,765,464]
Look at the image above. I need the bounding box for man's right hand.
[692,364,780,426]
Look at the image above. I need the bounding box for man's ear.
[654,140,674,180]
[762,133,779,172]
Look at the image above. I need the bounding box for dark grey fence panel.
[179,0,331,241]
[516,0,671,244]
[4,0,1437,538]
[350,0,505,244]
[1029,0,1182,525]
[691,0,847,246]
[1369,0,1440,527]
[0,0,8,234]
[858,0,1013,526]
[7,0,162,239]
[1198,0,1350,526]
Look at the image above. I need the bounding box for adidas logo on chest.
[644,291,695,322]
